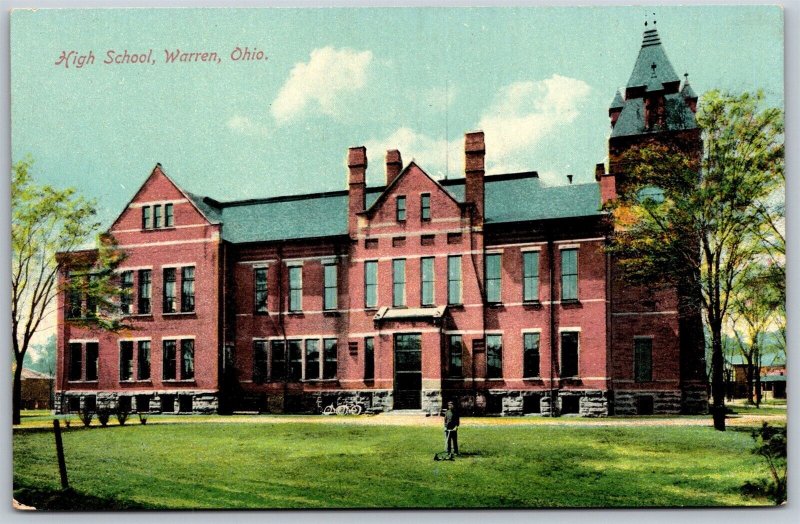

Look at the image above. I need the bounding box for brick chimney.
[385,149,403,186]
[595,162,616,205]
[464,131,485,224]
[348,146,367,235]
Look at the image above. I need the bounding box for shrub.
[78,406,94,427]
[116,407,130,426]
[741,422,787,505]
[97,409,111,427]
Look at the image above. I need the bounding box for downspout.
[548,232,556,417]
[277,242,288,410]
[467,204,486,414]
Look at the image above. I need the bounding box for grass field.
[13,413,780,509]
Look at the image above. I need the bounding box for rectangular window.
[523,333,541,378]
[392,259,406,307]
[181,267,195,313]
[304,340,320,380]
[486,253,502,303]
[288,340,302,381]
[271,340,286,380]
[523,251,540,302]
[323,339,338,379]
[253,341,268,384]
[164,203,174,227]
[254,268,268,313]
[364,337,374,381]
[137,340,151,380]
[288,266,302,312]
[86,342,98,382]
[396,196,406,221]
[163,268,177,313]
[486,335,503,379]
[560,331,579,378]
[120,271,133,315]
[68,276,82,319]
[163,340,177,380]
[153,204,162,229]
[561,249,578,301]
[448,335,463,378]
[181,339,195,380]
[421,257,435,306]
[142,206,151,229]
[138,269,151,314]
[68,342,82,381]
[448,256,462,305]
[324,264,338,310]
[420,193,431,221]
[364,261,378,308]
[420,234,435,246]
[447,232,462,244]
[120,341,134,381]
[634,338,653,382]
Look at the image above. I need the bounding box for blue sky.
[11,6,783,231]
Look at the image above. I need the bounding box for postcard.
[10,5,785,510]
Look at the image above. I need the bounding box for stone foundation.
[613,390,682,415]
[55,390,218,414]
[681,386,710,415]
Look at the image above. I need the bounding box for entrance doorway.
[394,334,422,409]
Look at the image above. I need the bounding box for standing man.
[444,400,460,458]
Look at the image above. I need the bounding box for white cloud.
[363,127,462,182]
[271,47,373,124]
[477,74,591,169]
[226,114,271,137]
[362,74,591,181]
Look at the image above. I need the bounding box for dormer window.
[396,196,406,222]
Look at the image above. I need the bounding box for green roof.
[681,81,697,99]
[610,90,625,109]
[611,93,697,138]
[196,172,603,244]
[626,28,680,89]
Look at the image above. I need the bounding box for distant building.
[20,368,54,410]
[55,24,707,416]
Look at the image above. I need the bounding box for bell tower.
[603,19,708,415]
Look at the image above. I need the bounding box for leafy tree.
[11,157,126,424]
[607,91,784,431]
[741,422,787,505]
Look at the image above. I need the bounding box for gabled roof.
[108,164,220,231]
[626,28,680,90]
[362,161,462,217]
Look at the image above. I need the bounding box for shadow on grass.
[13,486,152,511]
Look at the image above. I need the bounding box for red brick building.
[56,26,708,416]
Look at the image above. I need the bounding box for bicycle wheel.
[336,404,348,416]
[349,404,362,416]
[322,404,336,416]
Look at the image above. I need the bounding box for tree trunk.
[755,348,762,408]
[745,357,754,404]
[13,356,24,425]
[710,322,726,431]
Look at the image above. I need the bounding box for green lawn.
[13,417,777,509]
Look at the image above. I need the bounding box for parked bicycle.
[320,399,367,415]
